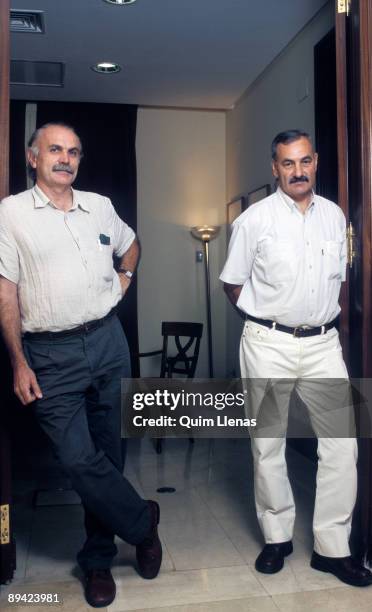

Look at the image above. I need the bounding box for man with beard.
[220,129,372,587]
[0,123,162,607]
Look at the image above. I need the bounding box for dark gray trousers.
[23,315,150,571]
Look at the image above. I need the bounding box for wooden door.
[336,0,372,374]
[0,0,16,585]
[335,0,372,559]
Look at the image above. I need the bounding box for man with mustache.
[0,123,162,607]
[220,130,372,586]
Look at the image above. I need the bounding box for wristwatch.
[118,268,134,280]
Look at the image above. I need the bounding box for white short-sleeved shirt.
[220,188,346,327]
[0,185,135,333]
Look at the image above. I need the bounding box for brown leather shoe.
[84,569,116,608]
[136,500,162,579]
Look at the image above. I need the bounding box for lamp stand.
[191,225,220,378]
[203,238,214,377]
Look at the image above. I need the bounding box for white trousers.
[239,320,358,557]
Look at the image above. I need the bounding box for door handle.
[347,221,356,268]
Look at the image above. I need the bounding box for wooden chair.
[139,321,203,452]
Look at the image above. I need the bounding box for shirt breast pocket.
[258,240,297,284]
[93,233,114,281]
[322,240,342,280]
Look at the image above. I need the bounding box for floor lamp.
[191,225,220,377]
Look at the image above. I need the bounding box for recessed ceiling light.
[103,0,137,5]
[91,62,121,74]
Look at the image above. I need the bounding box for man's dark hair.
[271,129,312,160]
[27,122,83,181]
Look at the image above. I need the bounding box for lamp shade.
[190,225,220,242]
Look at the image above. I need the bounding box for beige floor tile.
[109,565,266,611]
[139,488,212,524]
[288,562,346,592]
[160,515,245,570]
[256,563,301,596]
[273,585,372,612]
[134,446,251,492]
[129,594,279,612]
[212,513,262,565]
[195,477,254,522]
[132,468,194,496]
[0,579,96,612]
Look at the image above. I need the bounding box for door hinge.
[338,0,351,15]
[0,504,10,545]
[347,222,356,268]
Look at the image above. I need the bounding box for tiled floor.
[1,438,372,611]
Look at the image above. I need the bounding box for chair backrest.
[160,322,203,378]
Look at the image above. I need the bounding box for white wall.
[136,108,226,377]
[225,1,334,375]
[227,1,334,199]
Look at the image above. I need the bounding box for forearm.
[223,282,243,306]
[0,276,26,367]
[0,276,42,404]
[117,238,140,296]
[118,238,140,273]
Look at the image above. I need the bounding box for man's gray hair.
[27,122,83,181]
[271,129,312,160]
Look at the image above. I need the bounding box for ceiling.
[10,0,328,110]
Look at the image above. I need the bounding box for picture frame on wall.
[247,183,271,205]
[226,195,246,229]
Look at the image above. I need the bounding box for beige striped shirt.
[0,185,135,332]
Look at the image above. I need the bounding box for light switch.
[297,76,309,102]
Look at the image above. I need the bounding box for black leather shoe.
[255,541,293,574]
[311,551,372,587]
[84,569,116,608]
[136,500,162,579]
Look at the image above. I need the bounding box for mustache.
[53,163,74,174]
[289,176,309,184]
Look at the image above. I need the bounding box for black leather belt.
[24,308,117,341]
[245,314,338,337]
